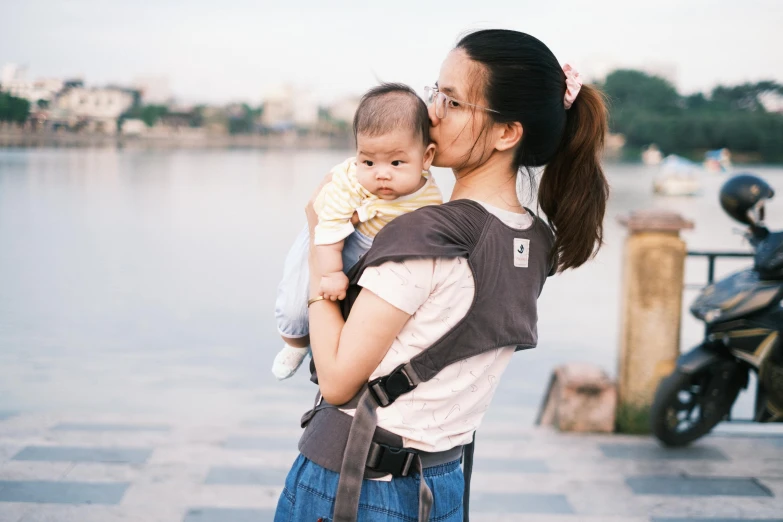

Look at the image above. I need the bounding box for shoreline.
[0,127,354,150]
[2,129,781,165]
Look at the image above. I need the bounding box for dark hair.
[353,83,430,147]
[457,30,609,272]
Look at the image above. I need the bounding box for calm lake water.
[2,148,783,423]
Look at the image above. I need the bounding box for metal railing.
[686,251,755,288]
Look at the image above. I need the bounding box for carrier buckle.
[368,364,417,407]
[366,442,416,477]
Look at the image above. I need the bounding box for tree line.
[3,71,783,161]
[601,70,783,162]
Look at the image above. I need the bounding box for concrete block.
[538,363,617,433]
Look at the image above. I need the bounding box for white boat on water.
[652,155,702,196]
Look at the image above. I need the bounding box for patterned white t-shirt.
[347,201,535,453]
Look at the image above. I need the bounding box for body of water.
[2,148,782,424]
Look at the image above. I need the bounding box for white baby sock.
[272,344,311,380]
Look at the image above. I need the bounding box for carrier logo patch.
[514,238,530,268]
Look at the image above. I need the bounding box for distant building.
[261,85,294,131]
[0,63,24,88]
[52,87,135,134]
[201,106,229,135]
[0,63,63,106]
[261,85,319,131]
[328,96,361,125]
[121,118,147,136]
[133,76,172,106]
[293,91,318,129]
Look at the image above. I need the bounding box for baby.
[272,83,442,380]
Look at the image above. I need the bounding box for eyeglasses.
[423,85,500,119]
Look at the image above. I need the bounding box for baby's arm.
[312,161,363,300]
[315,241,349,301]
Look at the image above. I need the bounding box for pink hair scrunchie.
[562,64,582,110]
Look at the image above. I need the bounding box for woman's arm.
[306,200,410,405]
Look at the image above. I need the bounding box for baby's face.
[355,128,434,201]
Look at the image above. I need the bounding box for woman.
[275,29,609,521]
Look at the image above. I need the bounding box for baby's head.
[353,84,435,200]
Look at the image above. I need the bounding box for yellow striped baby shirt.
[313,157,443,246]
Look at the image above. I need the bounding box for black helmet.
[719,174,775,225]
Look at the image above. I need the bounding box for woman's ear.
[495,121,523,152]
[422,143,436,170]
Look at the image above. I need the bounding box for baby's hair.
[353,83,430,147]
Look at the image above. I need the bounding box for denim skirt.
[274,454,464,522]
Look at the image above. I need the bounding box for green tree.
[0,93,31,123]
[189,105,205,128]
[228,104,263,134]
[120,105,169,127]
[602,70,681,114]
[139,105,168,127]
[601,69,783,161]
[684,93,711,111]
[120,104,169,127]
[710,81,783,112]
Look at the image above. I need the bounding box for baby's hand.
[320,272,349,301]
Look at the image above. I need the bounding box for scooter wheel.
[650,365,741,447]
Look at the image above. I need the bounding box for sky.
[1,0,781,105]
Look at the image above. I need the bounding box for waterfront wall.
[0,125,354,150]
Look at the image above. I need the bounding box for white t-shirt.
[349,200,534,453]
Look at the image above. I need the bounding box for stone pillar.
[616,210,694,433]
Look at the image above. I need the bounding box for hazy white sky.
[2,0,781,104]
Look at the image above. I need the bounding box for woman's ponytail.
[538,84,610,272]
[457,30,610,272]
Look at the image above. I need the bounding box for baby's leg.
[342,229,374,270]
[281,334,309,348]
[271,229,373,380]
[273,225,312,380]
[272,337,311,380]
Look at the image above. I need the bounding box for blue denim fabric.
[275,225,373,338]
[274,454,464,522]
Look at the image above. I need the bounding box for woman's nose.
[427,104,440,127]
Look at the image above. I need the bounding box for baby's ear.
[422,143,436,170]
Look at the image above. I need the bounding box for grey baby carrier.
[299,199,555,521]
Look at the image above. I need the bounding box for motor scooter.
[651,174,783,446]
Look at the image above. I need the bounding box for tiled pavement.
[0,403,782,522]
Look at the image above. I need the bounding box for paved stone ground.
[0,391,782,522]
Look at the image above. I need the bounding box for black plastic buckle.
[366,442,416,477]
[367,363,417,407]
